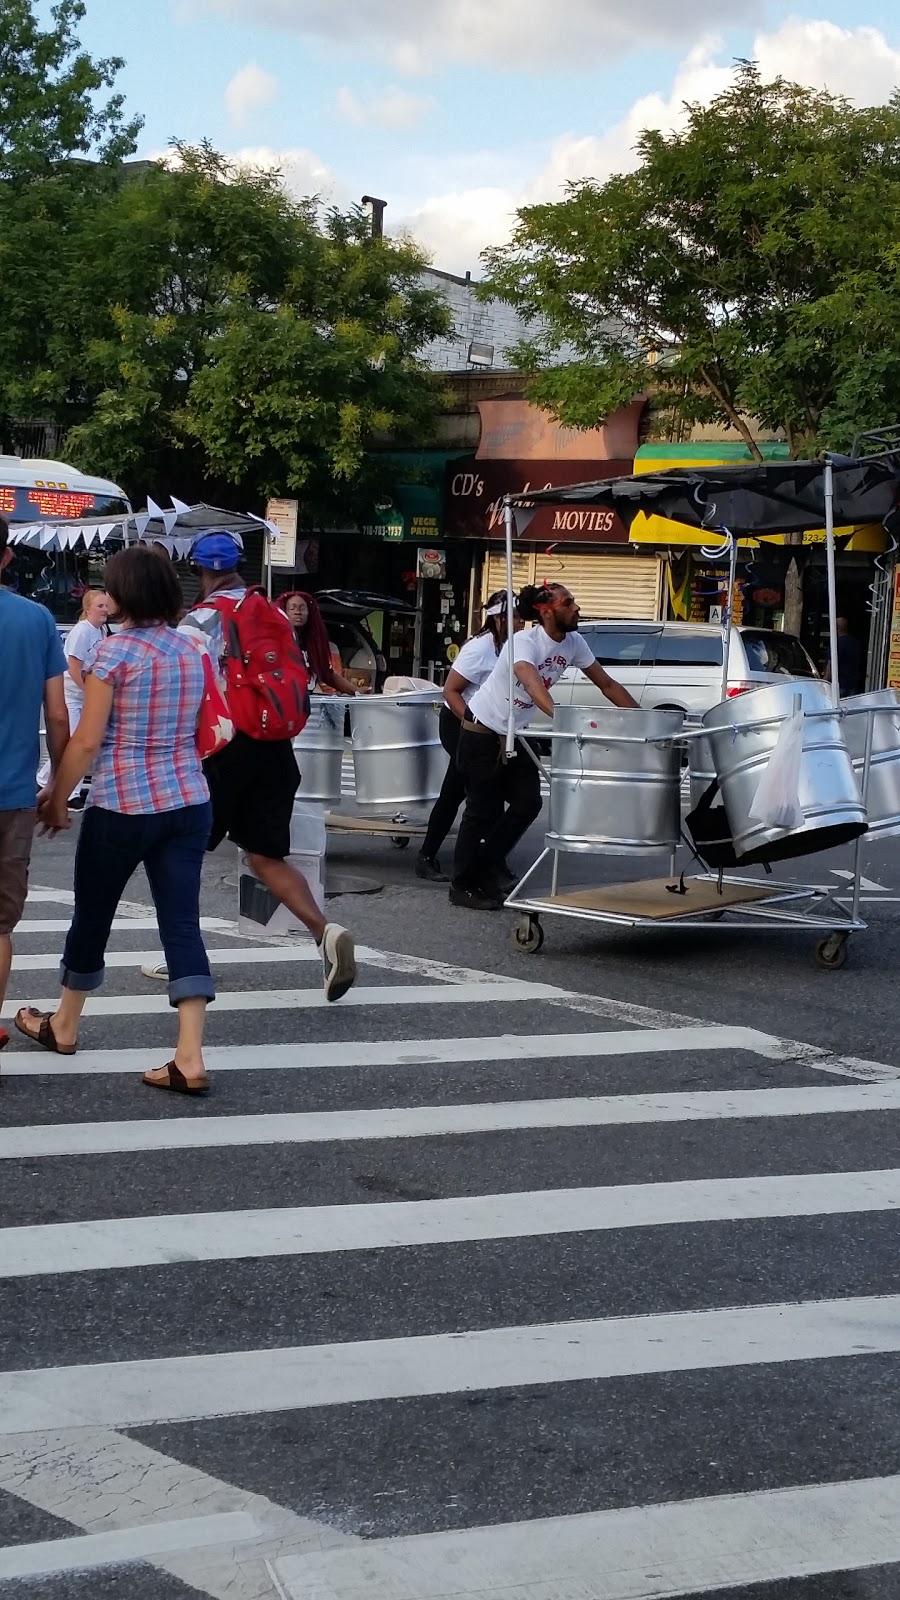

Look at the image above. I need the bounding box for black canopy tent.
[495,453,900,748]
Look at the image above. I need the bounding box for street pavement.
[2,816,900,1597]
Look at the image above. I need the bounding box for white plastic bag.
[748,707,804,830]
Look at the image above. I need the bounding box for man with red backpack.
[177,530,357,1001]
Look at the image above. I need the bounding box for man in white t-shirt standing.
[451,581,637,910]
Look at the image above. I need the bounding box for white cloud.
[335,85,435,130]
[392,22,900,272]
[196,0,760,73]
[753,19,900,105]
[224,62,278,125]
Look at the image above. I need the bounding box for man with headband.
[450,581,637,910]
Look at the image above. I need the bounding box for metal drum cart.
[495,436,900,970]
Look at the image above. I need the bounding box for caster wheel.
[815,934,848,970]
[513,917,544,954]
[390,835,411,849]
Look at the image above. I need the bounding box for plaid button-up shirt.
[89,628,209,814]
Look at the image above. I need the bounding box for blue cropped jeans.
[60,802,214,1008]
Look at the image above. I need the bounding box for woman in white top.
[416,591,523,881]
[37,589,109,805]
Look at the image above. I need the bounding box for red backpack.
[206,588,310,741]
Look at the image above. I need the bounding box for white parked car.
[545,621,820,721]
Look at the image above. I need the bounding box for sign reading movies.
[444,458,631,543]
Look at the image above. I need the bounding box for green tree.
[62,146,449,514]
[482,64,900,628]
[0,0,141,176]
[0,0,142,450]
[483,64,900,459]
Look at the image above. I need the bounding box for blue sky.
[51,0,900,273]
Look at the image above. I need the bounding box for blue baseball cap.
[190,531,244,571]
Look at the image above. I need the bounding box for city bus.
[0,456,131,622]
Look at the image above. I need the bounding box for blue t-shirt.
[0,590,67,809]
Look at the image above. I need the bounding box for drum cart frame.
[497,441,900,971]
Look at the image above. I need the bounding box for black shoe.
[416,852,448,883]
[67,795,86,812]
[449,885,502,911]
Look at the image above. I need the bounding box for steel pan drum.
[350,693,447,810]
[842,689,900,840]
[547,705,684,855]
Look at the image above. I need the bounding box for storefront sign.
[444,458,631,544]
[887,568,900,690]
[417,547,446,579]
[265,497,298,568]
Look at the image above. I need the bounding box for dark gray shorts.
[0,807,37,935]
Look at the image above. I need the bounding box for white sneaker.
[320,924,357,1002]
[141,962,169,981]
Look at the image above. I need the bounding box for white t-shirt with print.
[64,620,107,712]
[467,624,596,735]
[446,631,501,708]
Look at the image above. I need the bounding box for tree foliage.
[482,64,900,458]
[0,7,450,515]
[0,0,141,177]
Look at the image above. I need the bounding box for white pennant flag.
[170,496,191,514]
[146,497,163,522]
[39,526,57,550]
[133,513,151,540]
[162,509,178,535]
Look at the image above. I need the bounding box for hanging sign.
[417,547,446,579]
[265,498,299,568]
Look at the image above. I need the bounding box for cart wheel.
[815,934,849,970]
[390,835,411,849]
[513,916,544,954]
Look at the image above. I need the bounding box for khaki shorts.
[0,808,37,935]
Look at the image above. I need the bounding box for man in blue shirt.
[0,516,69,1050]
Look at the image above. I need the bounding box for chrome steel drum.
[702,680,866,865]
[350,693,447,810]
[547,705,684,855]
[293,699,346,804]
[842,689,900,840]
[689,735,717,811]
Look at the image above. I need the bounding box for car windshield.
[741,629,817,676]
[579,626,659,665]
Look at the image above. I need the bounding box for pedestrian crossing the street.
[2,884,900,1598]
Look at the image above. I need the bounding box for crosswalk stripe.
[14,916,238,935]
[0,1023,781,1076]
[0,1511,264,1581]
[6,1170,900,1278]
[4,1294,900,1434]
[7,1080,899,1160]
[0,979,565,1022]
[9,944,322,972]
[274,1473,900,1600]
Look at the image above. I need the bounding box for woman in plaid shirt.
[15,546,215,1094]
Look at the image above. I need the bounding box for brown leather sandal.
[142,1060,210,1095]
[14,1008,77,1055]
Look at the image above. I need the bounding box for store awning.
[508,457,900,540]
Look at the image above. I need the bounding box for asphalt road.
[2,802,900,1598]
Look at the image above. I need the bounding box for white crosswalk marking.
[6,1169,900,1278]
[3,884,900,1598]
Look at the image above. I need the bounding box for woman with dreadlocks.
[278,591,363,696]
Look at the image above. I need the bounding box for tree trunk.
[783,540,805,636]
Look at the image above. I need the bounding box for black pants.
[421,707,465,859]
[452,722,543,892]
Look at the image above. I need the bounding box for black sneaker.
[449,885,502,911]
[416,853,448,883]
[67,795,86,812]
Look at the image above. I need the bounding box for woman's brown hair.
[103,546,183,626]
